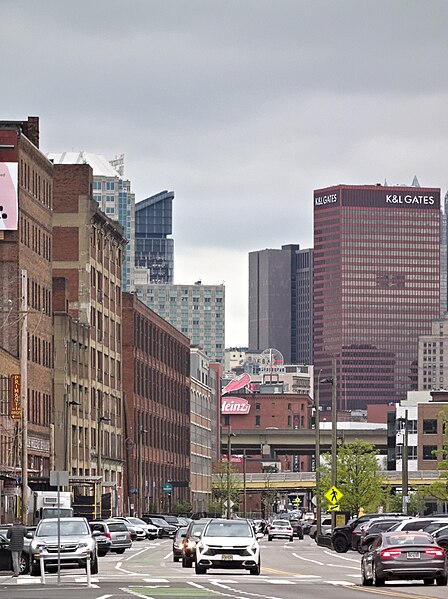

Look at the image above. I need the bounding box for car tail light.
[106,533,111,539]
[381,549,402,558]
[425,548,444,557]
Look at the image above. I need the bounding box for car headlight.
[79,542,89,548]
[196,542,204,551]
[250,543,258,552]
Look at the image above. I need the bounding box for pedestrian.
[6,518,27,577]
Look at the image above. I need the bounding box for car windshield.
[272,521,289,527]
[37,521,89,536]
[384,533,432,546]
[151,518,169,526]
[127,518,146,526]
[175,527,188,539]
[206,522,252,537]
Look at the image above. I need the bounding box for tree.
[385,488,427,516]
[261,470,278,518]
[173,500,192,515]
[428,409,448,505]
[318,439,385,515]
[211,461,240,515]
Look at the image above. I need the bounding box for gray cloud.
[2,0,448,345]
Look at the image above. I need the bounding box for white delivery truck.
[32,490,73,524]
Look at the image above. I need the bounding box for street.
[0,536,446,599]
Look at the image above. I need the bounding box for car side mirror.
[181,533,186,538]
[194,532,202,538]
[256,532,264,540]
[26,531,34,539]
[91,530,102,537]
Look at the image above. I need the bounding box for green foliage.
[384,488,427,516]
[173,501,192,515]
[428,409,448,503]
[318,439,385,516]
[261,471,278,517]
[211,461,240,513]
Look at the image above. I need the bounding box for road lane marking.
[262,565,319,577]
[96,595,113,599]
[142,579,169,582]
[323,550,359,563]
[346,585,441,598]
[267,580,295,584]
[163,551,172,560]
[291,553,324,565]
[325,580,355,586]
[125,546,152,561]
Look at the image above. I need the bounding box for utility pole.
[226,430,235,519]
[402,409,409,515]
[243,451,247,517]
[315,369,322,536]
[20,270,28,525]
[331,358,338,530]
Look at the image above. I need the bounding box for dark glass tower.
[313,184,441,411]
[135,190,174,283]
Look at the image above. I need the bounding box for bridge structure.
[222,470,443,491]
[221,425,389,458]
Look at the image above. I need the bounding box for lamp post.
[315,369,322,536]
[138,426,148,517]
[243,450,247,517]
[226,431,236,519]
[97,414,110,518]
[65,399,80,472]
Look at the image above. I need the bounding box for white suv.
[195,518,262,575]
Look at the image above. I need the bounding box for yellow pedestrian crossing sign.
[293,497,301,506]
[325,486,343,504]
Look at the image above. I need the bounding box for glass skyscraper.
[313,184,441,411]
[135,190,174,284]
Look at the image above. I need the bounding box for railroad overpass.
[221,424,388,457]
[214,471,442,491]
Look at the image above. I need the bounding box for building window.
[287,403,292,410]
[422,445,438,460]
[255,416,260,427]
[255,403,260,411]
[223,415,230,426]
[423,419,438,434]
[106,181,115,191]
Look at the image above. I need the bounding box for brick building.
[52,163,126,515]
[122,292,191,516]
[0,117,54,519]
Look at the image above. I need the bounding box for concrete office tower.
[48,152,136,292]
[135,281,225,364]
[248,245,313,364]
[313,184,441,411]
[135,190,174,284]
[441,191,448,315]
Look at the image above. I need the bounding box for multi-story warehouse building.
[122,292,191,516]
[418,314,448,391]
[313,184,441,410]
[135,282,225,364]
[248,245,313,365]
[52,163,126,515]
[190,347,217,514]
[48,152,136,292]
[0,117,54,520]
[135,190,174,284]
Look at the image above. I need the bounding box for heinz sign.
[221,396,251,415]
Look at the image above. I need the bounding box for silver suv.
[195,518,262,575]
[29,517,98,576]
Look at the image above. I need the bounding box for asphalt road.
[0,535,446,599]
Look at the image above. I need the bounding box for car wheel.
[289,536,293,542]
[90,556,99,575]
[98,550,108,557]
[173,555,180,562]
[361,562,373,586]
[436,575,448,586]
[438,542,448,555]
[268,536,272,541]
[424,579,434,585]
[250,561,261,575]
[332,535,349,553]
[19,553,29,574]
[373,563,385,587]
[115,548,125,554]
[195,563,207,575]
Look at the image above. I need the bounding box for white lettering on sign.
[221,396,251,415]
[385,194,435,205]
[315,194,338,206]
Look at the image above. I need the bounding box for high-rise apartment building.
[248,245,313,364]
[314,184,441,410]
[48,152,136,292]
[135,190,174,284]
[135,282,225,364]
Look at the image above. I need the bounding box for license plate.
[222,554,233,561]
[407,552,420,559]
[117,535,126,539]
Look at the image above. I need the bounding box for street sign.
[324,486,343,504]
[223,500,234,509]
[328,504,341,511]
[162,482,173,493]
[50,470,69,487]
[293,497,301,506]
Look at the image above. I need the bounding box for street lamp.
[315,372,333,536]
[226,431,236,519]
[65,399,81,471]
[138,427,148,517]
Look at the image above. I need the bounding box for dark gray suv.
[89,520,132,554]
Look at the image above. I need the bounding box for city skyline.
[3,1,448,346]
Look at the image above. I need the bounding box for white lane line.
[323,550,359,563]
[142,579,169,582]
[95,595,113,599]
[267,580,295,585]
[292,552,324,565]
[125,546,152,561]
[163,551,173,560]
[324,581,355,586]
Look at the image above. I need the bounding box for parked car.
[195,518,262,575]
[309,516,332,540]
[181,519,210,568]
[360,531,447,587]
[432,524,448,554]
[172,526,188,562]
[113,516,157,540]
[0,528,32,574]
[332,513,403,553]
[144,517,177,538]
[89,520,132,554]
[267,519,294,542]
[29,517,99,576]
[288,517,304,539]
[358,518,412,553]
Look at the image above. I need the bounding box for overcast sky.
[2,0,448,347]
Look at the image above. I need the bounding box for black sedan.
[361,531,448,587]
[172,526,188,562]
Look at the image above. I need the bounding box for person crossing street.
[7,519,27,577]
